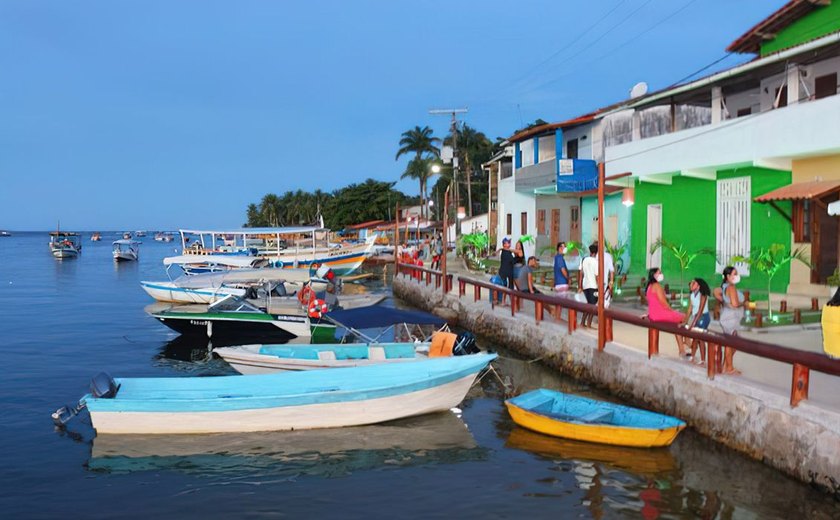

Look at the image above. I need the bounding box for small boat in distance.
[134,230,147,238]
[154,232,174,242]
[505,389,686,448]
[91,232,101,241]
[49,231,82,258]
[53,353,497,434]
[0,230,12,237]
[112,239,141,262]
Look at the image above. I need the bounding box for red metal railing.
[395,262,453,292]
[394,263,840,408]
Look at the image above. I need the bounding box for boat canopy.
[325,306,445,329]
[113,239,141,245]
[180,227,325,235]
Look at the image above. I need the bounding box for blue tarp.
[325,305,445,329]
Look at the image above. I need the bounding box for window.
[815,73,837,100]
[716,177,751,275]
[500,161,513,179]
[520,140,534,167]
[506,214,512,236]
[793,200,811,243]
[521,212,528,235]
[737,107,751,117]
[537,210,546,235]
[538,135,555,163]
[775,85,788,108]
[566,138,579,160]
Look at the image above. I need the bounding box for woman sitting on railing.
[645,268,685,352]
[677,278,711,364]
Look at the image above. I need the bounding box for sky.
[1,0,776,230]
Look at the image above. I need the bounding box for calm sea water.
[0,232,837,519]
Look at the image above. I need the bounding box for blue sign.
[556,159,598,192]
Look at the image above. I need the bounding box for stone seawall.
[394,275,840,497]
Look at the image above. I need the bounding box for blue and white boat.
[53,353,496,434]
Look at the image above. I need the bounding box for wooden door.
[550,209,560,247]
[569,206,580,243]
[813,198,839,283]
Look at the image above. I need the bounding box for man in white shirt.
[579,244,599,327]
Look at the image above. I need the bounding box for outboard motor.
[452,332,480,356]
[90,372,119,399]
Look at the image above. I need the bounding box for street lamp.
[431,164,442,174]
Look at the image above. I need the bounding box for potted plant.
[458,232,489,271]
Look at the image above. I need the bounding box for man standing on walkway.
[579,244,599,327]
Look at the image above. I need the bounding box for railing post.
[458,279,466,296]
[791,363,810,407]
[535,300,543,323]
[511,294,517,316]
[474,284,480,302]
[491,289,496,309]
[647,328,659,359]
[811,298,819,311]
[604,315,613,345]
[568,308,577,333]
[779,300,787,313]
[707,342,719,379]
[793,309,801,324]
[755,311,763,328]
[426,272,432,285]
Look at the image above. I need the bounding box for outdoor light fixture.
[621,188,635,207]
[431,164,441,173]
[457,206,466,219]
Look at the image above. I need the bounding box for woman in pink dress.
[646,268,685,353]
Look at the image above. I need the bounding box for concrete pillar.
[631,110,641,141]
[711,86,723,124]
[787,65,801,105]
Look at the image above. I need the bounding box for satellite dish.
[630,82,648,99]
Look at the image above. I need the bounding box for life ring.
[297,285,316,306]
[274,260,284,268]
[308,298,328,319]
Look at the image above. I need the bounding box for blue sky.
[1,0,773,230]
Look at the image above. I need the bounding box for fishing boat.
[505,389,686,448]
[140,268,328,304]
[0,230,11,237]
[53,353,497,434]
[154,232,174,242]
[134,230,147,238]
[90,232,101,241]
[175,227,376,276]
[49,231,82,258]
[112,239,140,262]
[163,253,272,275]
[146,295,337,342]
[88,411,480,475]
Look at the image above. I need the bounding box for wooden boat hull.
[113,252,138,262]
[152,312,320,341]
[85,354,496,434]
[140,281,247,304]
[505,389,686,448]
[214,342,429,374]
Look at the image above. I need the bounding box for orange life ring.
[297,285,316,306]
[308,298,328,319]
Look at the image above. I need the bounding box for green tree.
[651,239,716,299]
[395,125,441,220]
[732,244,810,319]
[445,124,493,216]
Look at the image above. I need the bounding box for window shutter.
[716,177,751,275]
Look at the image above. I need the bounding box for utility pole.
[429,108,468,222]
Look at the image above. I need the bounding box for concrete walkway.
[433,255,840,412]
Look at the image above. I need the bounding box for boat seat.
[368,346,386,361]
[317,351,337,361]
[577,410,614,424]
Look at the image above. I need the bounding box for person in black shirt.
[498,237,515,305]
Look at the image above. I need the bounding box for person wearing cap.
[498,237,515,305]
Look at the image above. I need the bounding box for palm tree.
[732,244,810,319]
[445,124,493,216]
[401,157,435,223]
[396,126,441,219]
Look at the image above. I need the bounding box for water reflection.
[88,411,484,478]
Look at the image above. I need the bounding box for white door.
[646,204,662,269]
[716,177,751,275]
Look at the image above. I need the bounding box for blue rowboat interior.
[257,343,417,360]
[507,389,686,430]
[84,353,497,414]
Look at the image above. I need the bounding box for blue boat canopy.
[326,305,445,329]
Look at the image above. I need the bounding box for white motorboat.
[112,239,141,262]
[49,231,82,258]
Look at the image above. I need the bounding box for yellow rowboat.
[505,389,686,448]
